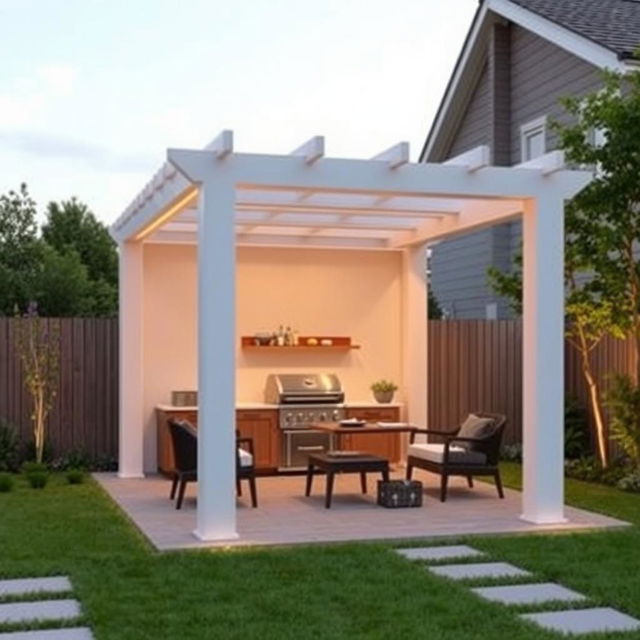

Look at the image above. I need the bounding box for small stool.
[305,453,390,508]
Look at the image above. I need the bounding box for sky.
[0,0,478,225]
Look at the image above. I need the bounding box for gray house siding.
[429,19,602,319]
[449,61,491,157]
[510,25,602,163]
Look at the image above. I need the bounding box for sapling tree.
[488,67,640,468]
[14,302,60,464]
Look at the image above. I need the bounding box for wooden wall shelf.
[241,336,360,350]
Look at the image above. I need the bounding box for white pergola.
[111,131,591,541]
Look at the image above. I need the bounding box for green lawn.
[1,468,639,639]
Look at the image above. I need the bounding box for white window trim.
[520,116,547,163]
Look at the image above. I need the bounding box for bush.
[501,443,522,462]
[50,448,92,472]
[23,439,54,465]
[618,470,640,493]
[0,419,20,472]
[26,471,48,489]
[565,395,591,459]
[604,374,640,466]
[22,461,48,474]
[66,468,85,484]
[0,472,14,492]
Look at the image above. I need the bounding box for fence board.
[0,317,119,461]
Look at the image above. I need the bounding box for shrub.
[0,419,20,472]
[66,469,85,484]
[604,374,640,466]
[618,471,640,493]
[501,443,522,462]
[565,395,591,459]
[51,448,92,472]
[0,472,14,492]
[23,439,54,465]
[26,471,48,489]
[22,461,48,474]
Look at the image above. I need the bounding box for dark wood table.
[305,453,390,508]
[310,421,417,451]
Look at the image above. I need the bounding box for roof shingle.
[506,0,640,58]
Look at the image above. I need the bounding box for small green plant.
[618,470,640,493]
[0,472,14,492]
[66,468,85,485]
[22,461,49,489]
[604,374,640,467]
[370,379,398,393]
[26,471,48,489]
[565,395,590,460]
[0,419,20,472]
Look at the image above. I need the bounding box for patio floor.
[94,472,628,551]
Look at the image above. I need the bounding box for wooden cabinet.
[343,406,402,462]
[156,408,279,475]
[236,410,279,472]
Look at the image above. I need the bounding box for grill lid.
[265,373,344,404]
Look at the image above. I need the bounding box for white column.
[194,180,238,541]
[118,241,145,478]
[521,195,566,524]
[402,243,428,430]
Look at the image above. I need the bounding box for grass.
[0,468,639,639]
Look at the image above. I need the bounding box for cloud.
[37,64,76,96]
[0,130,156,173]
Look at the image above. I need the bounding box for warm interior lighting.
[133,187,198,241]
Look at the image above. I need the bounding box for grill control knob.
[319,412,327,422]
[297,412,304,422]
[332,410,341,421]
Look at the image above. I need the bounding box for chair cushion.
[238,447,254,468]
[408,443,487,465]
[457,413,496,451]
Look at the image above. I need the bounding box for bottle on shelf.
[276,325,285,346]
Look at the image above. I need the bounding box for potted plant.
[370,379,398,404]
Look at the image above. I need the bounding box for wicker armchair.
[406,412,506,502]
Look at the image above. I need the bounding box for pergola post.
[521,194,566,524]
[403,243,428,430]
[194,180,238,541]
[118,240,145,478]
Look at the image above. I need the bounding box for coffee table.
[305,452,390,508]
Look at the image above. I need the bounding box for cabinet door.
[236,410,279,470]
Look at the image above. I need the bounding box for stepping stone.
[429,562,530,580]
[0,577,72,597]
[473,582,587,605]
[521,607,640,634]
[0,629,93,640]
[397,545,484,561]
[0,600,81,625]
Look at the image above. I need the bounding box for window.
[520,116,547,162]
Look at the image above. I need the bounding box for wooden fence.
[428,319,635,447]
[0,318,119,461]
[0,317,633,460]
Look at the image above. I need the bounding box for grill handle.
[297,445,325,451]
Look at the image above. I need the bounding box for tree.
[487,69,640,467]
[14,303,60,464]
[0,184,42,315]
[42,198,118,314]
[428,288,444,319]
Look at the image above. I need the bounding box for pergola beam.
[290,136,325,164]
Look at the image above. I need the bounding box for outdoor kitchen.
[143,243,406,475]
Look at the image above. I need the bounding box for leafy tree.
[487,68,640,467]
[428,288,443,319]
[42,198,118,314]
[0,184,42,315]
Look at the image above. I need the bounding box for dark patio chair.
[168,419,258,509]
[406,412,506,502]
[236,429,258,508]
[168,419,198,510]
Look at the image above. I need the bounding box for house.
[421,0,640,319]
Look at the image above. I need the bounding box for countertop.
[157,401,403,411]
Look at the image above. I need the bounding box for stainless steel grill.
[265,373,346,469]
